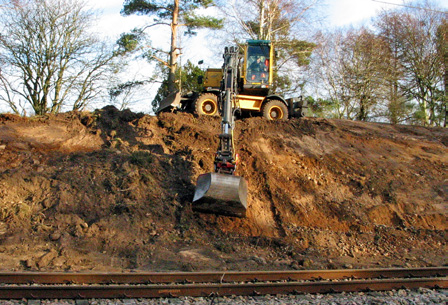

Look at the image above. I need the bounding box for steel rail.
[0,267,446,285]
[0,277,446,299]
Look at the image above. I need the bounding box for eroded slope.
[0,107,446,271]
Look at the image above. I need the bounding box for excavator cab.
[243,40,274,93]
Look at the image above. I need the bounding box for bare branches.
[375,1,446,125]
[120,0,223,112]
[0,0,118,115]
[309,0,446,125]
[218,0,318,96]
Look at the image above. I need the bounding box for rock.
[274,259,292,267]
[49,232,61,241]
[52,257,66,268]
[0,222,7,235]
[250,256,267,265]
[57,233,73,248]
[297,258,314,268]
[36,249,58,268]
[23,259,36,269]
[9,142,29,150]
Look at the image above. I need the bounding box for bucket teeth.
[193,173,247,217]
[156,91,181,114]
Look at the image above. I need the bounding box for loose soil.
[0,106,446,271]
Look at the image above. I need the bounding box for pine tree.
[121,0,223,111]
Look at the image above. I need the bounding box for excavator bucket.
[193,173,248,217]
[156,91,181,114]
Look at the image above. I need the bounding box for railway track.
[0,267,446,299]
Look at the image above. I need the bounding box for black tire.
[262,100,288,120]
[195,93,219,116]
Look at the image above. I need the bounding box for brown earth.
[0,106,446,272]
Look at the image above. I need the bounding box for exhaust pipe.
[193,173,248,217]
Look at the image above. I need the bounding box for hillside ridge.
[0,106,446,271]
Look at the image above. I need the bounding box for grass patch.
[130,151,153,167]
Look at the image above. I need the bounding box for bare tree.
[311,28,389,121]
[340,28,391,121]
[375,0,446,126]
[311,30,349,119]
[0,0,118,115]
[436,18,447,127]
[219,0,318,96]
[223,0,318,40]
[376,12,412,124]
[310,0,446,124]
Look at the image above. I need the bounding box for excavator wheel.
[262,100,289,120]
[195,93,219,116]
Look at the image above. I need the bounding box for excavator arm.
[192,47,248,217]
[215,46,238,174]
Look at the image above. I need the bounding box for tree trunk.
[444,28,447,127]
[168,0,179,95]
[259,0,265,40]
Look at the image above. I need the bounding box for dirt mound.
[0,107,446,271]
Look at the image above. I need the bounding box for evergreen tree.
[152,60,205,110]
[121,0,223,112]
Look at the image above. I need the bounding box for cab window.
[246,45,270,83]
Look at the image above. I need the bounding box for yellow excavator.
[157,40,307,120]
[158,40,306,217]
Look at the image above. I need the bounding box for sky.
[2,0,447,114]
[90,0,448,66]
[89,1,414,69]
[91,0,434,38]
[325,0,403,27]
[67,0,448,113]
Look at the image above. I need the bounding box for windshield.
[246,45,270,83]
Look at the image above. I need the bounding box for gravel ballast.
[0,288,445,305]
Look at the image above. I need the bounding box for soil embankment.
[0,106,446,271]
